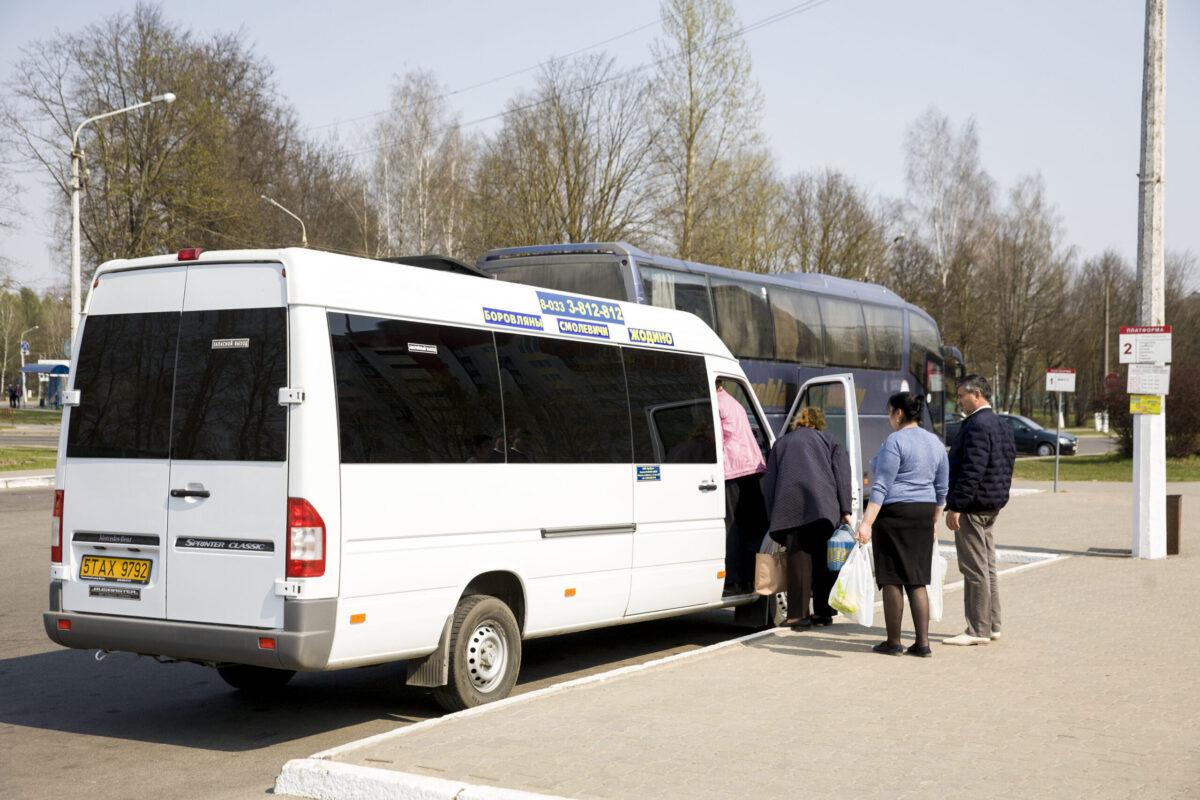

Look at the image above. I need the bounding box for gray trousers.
[954,512,1001,638]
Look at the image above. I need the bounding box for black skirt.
[873,502,936,587]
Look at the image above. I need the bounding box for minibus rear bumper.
[43,581,336,671]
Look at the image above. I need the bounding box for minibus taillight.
[286,497,325,578]
[50,489,64,564]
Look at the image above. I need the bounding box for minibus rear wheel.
[432,594,522,712]
[216,664,296,692]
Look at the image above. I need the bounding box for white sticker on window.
[211,338,250,349]
[407,343,438,355]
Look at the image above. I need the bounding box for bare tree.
[649,0,764,259]
[781,168,889,280]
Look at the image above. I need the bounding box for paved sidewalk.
[282,483,1200,799]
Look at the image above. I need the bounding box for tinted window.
[489,258,628,301]
[624,348,715,463]
[768,288,823,364]
[640,266,715,328]
[711,278,774,359]
[67,312,178,459]
[863,304,903,370]
[496,334,631,463]
[329,314,505,463]
[908,312,944,435]
[819,297,867,368]
[171,308,287,461]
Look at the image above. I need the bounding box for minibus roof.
[90,248,735,359]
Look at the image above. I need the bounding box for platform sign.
[1129,394,1163,415]
[1119,325,1171,364]
[1045,368,1076,393]
[1127,363,1170,396]
[19,340,29,355]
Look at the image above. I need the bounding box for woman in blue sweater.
[856,392,948,658]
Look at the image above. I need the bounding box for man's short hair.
[959,373,991,400]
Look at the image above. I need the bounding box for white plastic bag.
[828,542,874,627]
[928,549,949,622]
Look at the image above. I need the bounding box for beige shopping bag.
[754,548,787,595]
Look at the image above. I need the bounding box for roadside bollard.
[1166,494,1181,556]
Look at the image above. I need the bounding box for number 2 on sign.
[1123,343,1132,356]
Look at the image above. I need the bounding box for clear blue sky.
[1,0,1197,291]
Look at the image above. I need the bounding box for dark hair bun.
[888,391,925,423]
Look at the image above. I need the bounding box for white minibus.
[44,247,861,710]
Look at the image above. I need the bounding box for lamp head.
[151,92,177,104]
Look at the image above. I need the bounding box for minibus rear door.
[782,374,864,521]
[163,263,290,628]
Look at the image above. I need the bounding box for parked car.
[999,413,1077,456]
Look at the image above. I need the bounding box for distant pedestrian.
[763,406,853,629]
[6,384,16,409]
[716,380,767,596]
[855,392,948,657]
[943,375,1017,646]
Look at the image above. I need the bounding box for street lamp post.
[70,92,176,344]
[260,195,309,248]
[18,325,39,407]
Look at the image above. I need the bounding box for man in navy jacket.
[944,375,1017,646]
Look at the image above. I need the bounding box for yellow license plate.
[79,555,152,585]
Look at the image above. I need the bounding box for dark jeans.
[724,475,767,589]
[783,520,837,619]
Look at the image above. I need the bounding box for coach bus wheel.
[432,594,522,712]
[216,664,296,692]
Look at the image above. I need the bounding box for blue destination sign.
[537,291,626,325]
[483,307,544,331]
[635,464,661,482]
[557,318,610,339]
[628,327,674,347]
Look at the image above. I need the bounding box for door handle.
[170,488,210,499]
[698,481,718,493]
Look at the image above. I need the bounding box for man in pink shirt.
[717,381,768,595]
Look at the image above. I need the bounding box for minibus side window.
[66,312,178,459]
[623,348,716,464]
[495,334,632,463]
[329,314,505,463]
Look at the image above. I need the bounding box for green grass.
[0,408,63,426]
[1013,452,1200,482]
[0,447,57,472]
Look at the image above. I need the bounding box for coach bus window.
[768,288,823,364]
[624,347,716,464]
[819,297,867,368]
[328,314,505,463]
[496,334,632,463]
[490,258,627,302]
[67,312,178,459]
[640,266,715,328]
[711,278,774,360]
[908,312,945,435]
[172,308,288,461]
[863,304,903,371]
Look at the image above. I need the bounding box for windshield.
[1013,415,1042,431]
[486,256,629,301]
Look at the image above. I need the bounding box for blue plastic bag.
[826,524,856,571]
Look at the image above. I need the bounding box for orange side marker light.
[350,613,366,624]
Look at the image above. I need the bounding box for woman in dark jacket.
[762,407,853,629]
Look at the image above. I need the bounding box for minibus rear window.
[623,348,716,464]
[67,312,178,459]
[171,308,287,461]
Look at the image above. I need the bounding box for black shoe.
[812,615,833,627]
[905,643,933,658]
[872,641,904,656]
[788,618,813,630]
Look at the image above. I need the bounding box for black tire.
[432,594,521,712]
[1037,443,1054,457]
[216,664,296,692]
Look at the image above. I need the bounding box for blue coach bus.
[477,242,963,467]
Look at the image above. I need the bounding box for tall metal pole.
[1133,0,1167,559]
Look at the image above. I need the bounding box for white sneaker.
[943,632,991,646]
[990,631,1002,640]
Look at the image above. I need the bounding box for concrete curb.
[275,758,570,800]
[0,473,53,490]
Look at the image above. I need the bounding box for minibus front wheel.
[216,664,296,693]
[432,594,522,712]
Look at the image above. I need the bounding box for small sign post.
[1045,369,1076,493]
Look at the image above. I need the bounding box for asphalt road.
[0,487,759,800]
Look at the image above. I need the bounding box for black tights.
[881,584,929,647]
